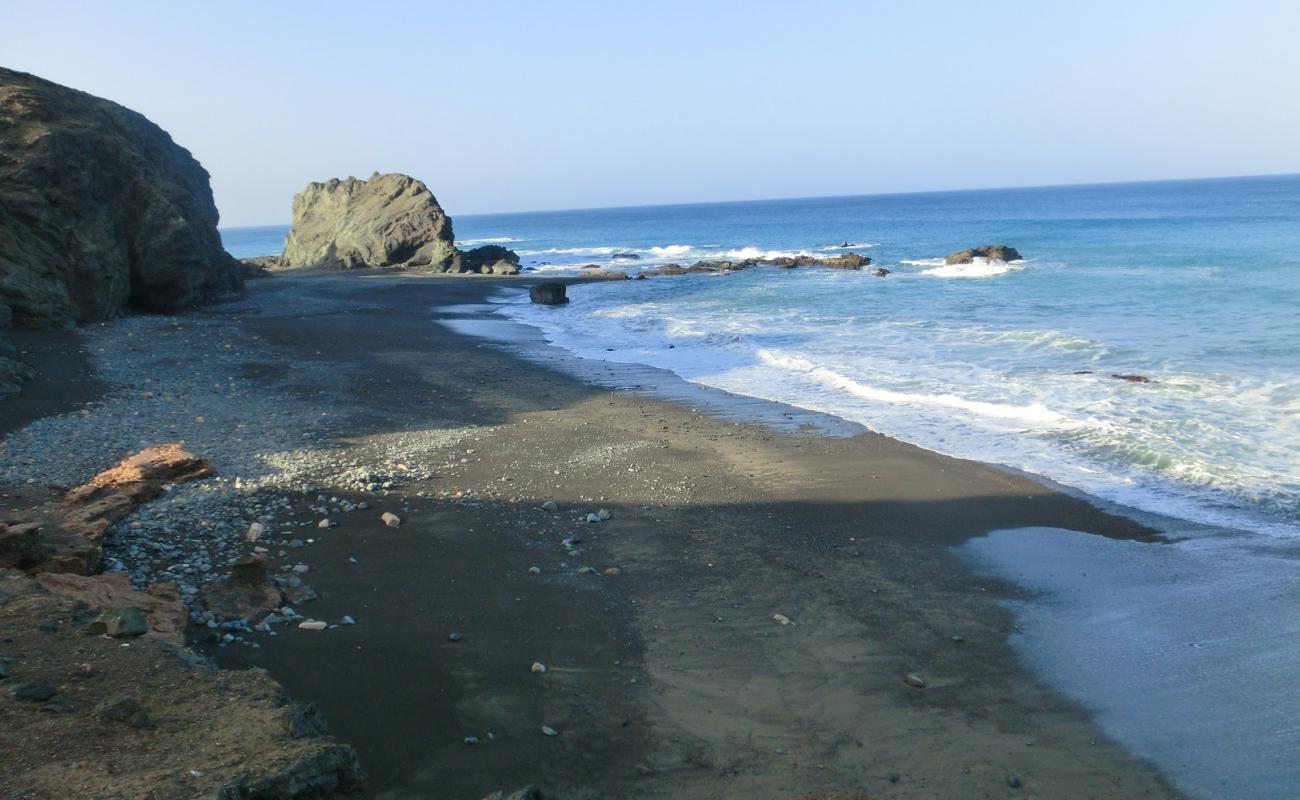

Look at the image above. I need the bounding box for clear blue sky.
[5,0,1298,226]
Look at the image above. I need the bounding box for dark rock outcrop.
[530,283,568,305]
[0,67,243,329]
[943,244,1022,265]
[639,252,872,278]
[281,172,457,271]
[456,244,520,275]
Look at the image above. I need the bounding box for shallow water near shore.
[444,285,1300,800]
[957,525,1300,800]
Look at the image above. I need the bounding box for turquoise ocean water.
[222,174,1300,537]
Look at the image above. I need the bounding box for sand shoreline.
[2,272,1182,799]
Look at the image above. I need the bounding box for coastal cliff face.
[0,67,243,330]
[281,173,459,270]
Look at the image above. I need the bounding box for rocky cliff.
[0,67,243,329]
[279,172,519,274]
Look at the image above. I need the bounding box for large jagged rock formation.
[281,172,459,270]
[278,172,520,274]
[0,67,243,330]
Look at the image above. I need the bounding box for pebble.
[531,662,547,674]
[951,634,965,643]
[585,513,601,524]
[381,512,401,528]
[541,725,559,736]
[245,522,264,542]
[317,519,330,529]
[596,508,613,521]
[1007,775,1022,788]
[8,679,58,701]
[298,620,327,631]
[904,672,926,688]
[527,566,541,575]
[463,736,479,745]
[771,613,794,626]
[603,566,623,576]
[448,633,462,642]
[577,566,596,575]
[340,615,356,625]
[541,501,558,512]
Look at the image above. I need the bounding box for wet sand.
[194,273,1179,799]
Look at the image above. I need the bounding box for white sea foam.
[456,236,525,246]
[921,257,1020,278]
[756,350,1066,426]
[648,244,694,258]
[518,246,620,257]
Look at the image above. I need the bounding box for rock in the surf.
[530,283,569,305]
[943,244,1022,265]
[0,67,243,329]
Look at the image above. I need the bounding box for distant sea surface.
[221,175,1300,536]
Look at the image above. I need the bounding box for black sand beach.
[2,273,1184,799]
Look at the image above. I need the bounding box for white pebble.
[381,512,401,528]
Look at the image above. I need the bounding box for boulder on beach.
[530,283,568,305]
[456,244,521,275]
[280,172,459,271]
[278,171,523,276]
[0,68,243,329]
[943,244,1023,265]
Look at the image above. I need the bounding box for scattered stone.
[298,620,328,631]
[317,518,330,528]
[8,679,57,702]
[771,613,794,626]
[888,772,901,783]
[904,672,926,688]
[540,501,558,512]
[540,725,559,737]
[85,606,148,638]
[95,695,154,728]
[340,615,356,625]
[585,513,601,524]
[464,736,480,745]
[381,512,401,528]
[527,566,542,575]
[603,567,622,577]
[530,662,547,674]
[577,566,596,575]
[448,633,462,642]
[1008,774,1022,788]
[951,634,965,643]
[245,522,265,542]
[596,508,613,521]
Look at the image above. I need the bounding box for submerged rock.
[943,244,1022,265]
[0,67,243,328]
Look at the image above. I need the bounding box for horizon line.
[220,169,1300,230]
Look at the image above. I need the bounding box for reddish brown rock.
[36,571,188,642]
[63,444,213,541]
[198,554,283,622]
